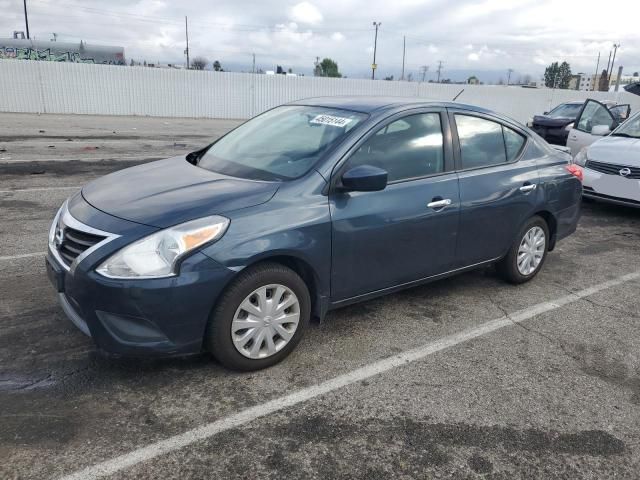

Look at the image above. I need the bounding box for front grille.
[57,225,105,267]
[585,160,640,179]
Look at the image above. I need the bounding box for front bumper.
[47,196,236,357]
[583,168,640,208]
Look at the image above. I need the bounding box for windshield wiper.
[610,132,639,138]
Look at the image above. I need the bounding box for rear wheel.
[497,216,549,284]
[205,263,310,371]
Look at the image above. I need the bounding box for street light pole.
[23,0,30,39]
[184,16,190,69]
[371,21,380,80]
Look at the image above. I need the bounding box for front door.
[329,110,460,301]
[567,99,618,156]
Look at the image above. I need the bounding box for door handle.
[427,198,452,209]
[519,184,537,193]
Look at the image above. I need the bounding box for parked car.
[46,97,583,370]
[529,100,628,147]
[567,99,631,156]
[574,110,640,207]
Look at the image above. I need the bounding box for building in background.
[0,38,125,65]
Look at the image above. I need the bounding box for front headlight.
[48,201,67,249]
[96,215,230,279]
[573,147,588,167]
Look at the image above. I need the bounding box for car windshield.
[611,112,640,138]
[198,106,367,181]
[547,103,582,118]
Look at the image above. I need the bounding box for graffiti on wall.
[0,46,125,65]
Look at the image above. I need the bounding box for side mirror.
[591,125,611,136]
[341,165,388,192]
[543,111,549,115]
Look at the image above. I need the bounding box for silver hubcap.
[231,284,300,359]
[517,226,545,276]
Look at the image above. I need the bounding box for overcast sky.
[2,0,638,81]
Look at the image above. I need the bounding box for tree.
[212,60,224,72]
[544,61,572,89]
[191,56,209,70]
[406,72,413,82]
[319,58,342,78]
[598,69,609,91]
[467,75,479,84]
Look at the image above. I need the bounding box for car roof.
[287,95,495,115]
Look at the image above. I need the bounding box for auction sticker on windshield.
[310,114,354,127]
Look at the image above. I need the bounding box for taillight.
[566,164,583,182]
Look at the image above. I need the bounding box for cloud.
[289,2,323,24]
[2,0,638,79]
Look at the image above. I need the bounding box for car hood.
[532,115,574,128]
[82,157,279,228]
[588,136,640,167]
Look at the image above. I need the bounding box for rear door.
[567,99,618,156]
[449,110,539,267]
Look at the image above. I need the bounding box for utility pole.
[420,65,429,82]
[371,21,380,80]
[401,35,406,81]
[610,43,620,86]
[614,65,623,92]
[507,68,513,85]
[252,53,256,73]
[605,49,612,79]
[23,0,30,39]
[184,16,190,69]
[592,51,600,91]
[436,60,443,83]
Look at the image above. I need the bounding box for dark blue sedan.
[46,97,583,370]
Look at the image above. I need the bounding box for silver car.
[574,111,640,207]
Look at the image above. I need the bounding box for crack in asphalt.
[485,293,581,364]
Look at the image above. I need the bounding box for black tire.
[205,262,311,371]
[497,215,550,284]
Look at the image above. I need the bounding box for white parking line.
[59,270,640,480]
[0,252,46,261]
[0,186,81,194]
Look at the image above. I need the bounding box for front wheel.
[497,216,549,284]
[205,262,311,371]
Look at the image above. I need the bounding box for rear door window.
[455,115,526,169]
[503,126,526,161]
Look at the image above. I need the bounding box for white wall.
[1,59,639,123]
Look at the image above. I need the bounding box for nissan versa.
[47,97,583,370]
